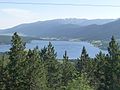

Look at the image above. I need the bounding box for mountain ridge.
[0,18,119,41]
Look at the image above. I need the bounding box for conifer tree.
[93,52,110,90]
[61,51,76,89]
[25,47,48,90]
[6,32,27,89]
[66,73,94,90]
[0,54,6,89]
[42,42,61,90]
[40,46,47,62]
[107,36,120,90]
[76,46,89,74]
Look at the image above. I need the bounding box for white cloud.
[1,8,40,20]
[0,8,42,29]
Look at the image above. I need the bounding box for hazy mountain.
[0,18,119,41]
[51,18,115,26]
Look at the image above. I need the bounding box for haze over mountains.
[1,18,120,41]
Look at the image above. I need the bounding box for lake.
[0,40,107,59]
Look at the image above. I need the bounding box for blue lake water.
[0,40,107,59]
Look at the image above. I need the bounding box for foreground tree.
[91,36,120,90]
[0,54,6,89]
[66,73,94,90]
[107,36,120,90]
[93,52,110,90]
[6,32,27,89]
[1,33,120,90]
[76,46,89,74]
[25,47,48,90]
[61,51,76,89]
[42,42,61,90]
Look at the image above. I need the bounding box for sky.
[0,0,120,29]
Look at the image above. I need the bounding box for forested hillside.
[0,35,40,44]
[0,19,118,40]
[0,33,120,90]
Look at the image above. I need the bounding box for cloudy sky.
[0,0,120,29]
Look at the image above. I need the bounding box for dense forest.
[0,32,120,90]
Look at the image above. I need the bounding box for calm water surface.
[0,40,107,59]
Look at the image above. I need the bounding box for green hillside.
[0,35,39,44]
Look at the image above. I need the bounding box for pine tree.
[61,51,76,89]
[76,46,89,74]
[6,32,27,89]
[107,36,120,90]
[93,52,110,90]
[0,54,6,89]
[25,47,48,90]
[40,46,47,62]
[41,42,61,90]
[66,73,94,90]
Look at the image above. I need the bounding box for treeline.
[0,32,120,90]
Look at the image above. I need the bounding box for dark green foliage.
[40,46,47,62]
[40,42,62,90]
[46,45,61,90]
[6,32,27,90]
[25,47,48,90]
[76,46,89,74]
[0,54,6,89]
[66,74,94,90]
[89,36,120,90]
[61,51,77,89]
[107,36,120,90]
[1,33,120,90]
[93,52,110,90]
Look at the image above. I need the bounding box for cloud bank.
[0,8,41,29]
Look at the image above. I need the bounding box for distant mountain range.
[1,18,120,41]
